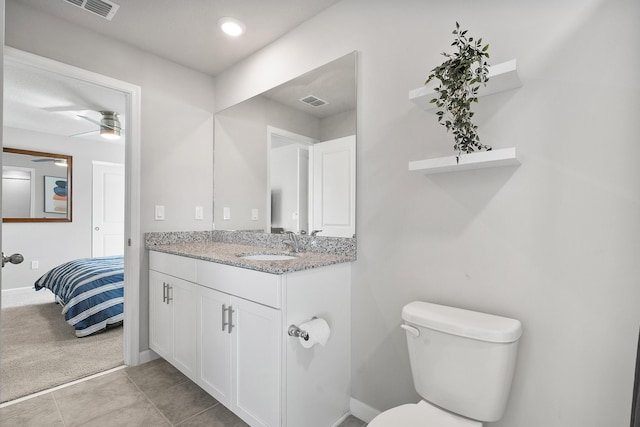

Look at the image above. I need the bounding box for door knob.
[2,253,24,268]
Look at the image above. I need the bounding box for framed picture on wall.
[44,176,68,214]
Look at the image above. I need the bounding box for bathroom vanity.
[148,239,352,427]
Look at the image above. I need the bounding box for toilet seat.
[368,400,482,427]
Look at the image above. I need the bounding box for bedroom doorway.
[0,47,141,402]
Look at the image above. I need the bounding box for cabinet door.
[196,285,231,407]
[149,270,172,360]
[231,296,281,427]
[170,276,197,380]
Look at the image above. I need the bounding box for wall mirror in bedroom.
[2,147,72,222]
[214,51,357,238]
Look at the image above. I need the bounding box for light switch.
[155,205,165,221]
[223,207,231,220]
[195,206,204,220]
[31,260,39,269]
[251,208,259,221]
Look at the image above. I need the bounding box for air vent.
[63,0,120,21]
[299,95,329,107]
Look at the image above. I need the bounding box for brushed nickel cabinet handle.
[222,304,229,331]
[227,305,234,334]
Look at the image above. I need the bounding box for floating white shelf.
[409,59,522,110]
[408,147,520,174]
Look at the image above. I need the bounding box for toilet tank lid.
[402,301,522,343]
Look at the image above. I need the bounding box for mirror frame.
[2,147,73,223]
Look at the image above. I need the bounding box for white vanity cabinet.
[149,250,351,427]
[196,259,282,427]
[148,259,198,381]
[196,284,281,427]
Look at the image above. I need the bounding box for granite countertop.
[148,240,354,274]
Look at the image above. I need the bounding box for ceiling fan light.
[100,127,121,139]
[219,17,245,36]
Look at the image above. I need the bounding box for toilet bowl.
[368,400,481,427]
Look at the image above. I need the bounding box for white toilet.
[369,301,522,427]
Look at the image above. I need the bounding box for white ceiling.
[4,0,343,140]
[261,52,356,120]
[4,56,128,141]
[11,0,342,76]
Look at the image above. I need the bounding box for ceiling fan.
[31,158,68,166]
[71,110,123,139]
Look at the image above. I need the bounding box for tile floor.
[0,358,367,426]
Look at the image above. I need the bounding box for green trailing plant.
[426,22,491,158]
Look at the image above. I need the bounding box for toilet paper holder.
[287,317,317,341]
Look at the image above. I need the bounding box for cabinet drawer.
[149,251,197,282]
[196,260,281,309]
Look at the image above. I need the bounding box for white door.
[149,271,173,361]
[92,162,125,257]
[197,285,232,406]
[310,135,356,238]
[232,296,281,427]
[170,276,197,380]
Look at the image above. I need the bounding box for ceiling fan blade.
[77,114,103,127]
[70,129,100,138]
[31,158,56,162]
[43,105,90,113]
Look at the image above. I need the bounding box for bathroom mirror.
[214,52,356,237]
[2,147,72,222]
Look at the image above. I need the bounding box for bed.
[34,255,124,337]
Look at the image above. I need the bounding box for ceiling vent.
[299,95,329,108]
[63,0,120,21]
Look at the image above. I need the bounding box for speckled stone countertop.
[147,238,355,275]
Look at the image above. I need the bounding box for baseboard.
[1,286,34,292]
[350,397,381,423]
[1,286,56,308]
[330,411,350,427]
[138,349,159,365]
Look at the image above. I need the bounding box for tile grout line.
[50,392,68,427]
[173,401,221,426]
[124,369,177,426]
[0,365,127,408]
[124,367,220,426]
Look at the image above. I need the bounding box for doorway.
[1,47,141,384]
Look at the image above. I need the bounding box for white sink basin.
[240,254,298,261]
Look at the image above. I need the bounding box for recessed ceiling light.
[218,17,246,37]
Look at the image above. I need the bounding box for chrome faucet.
[284,231,300,253]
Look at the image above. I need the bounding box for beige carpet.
[0,302,123,403]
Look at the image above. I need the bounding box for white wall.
[215,1,640,426]
[320,109,356,142]
[5,0,216,350]
[2,127,124,289]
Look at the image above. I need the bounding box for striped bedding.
[34,256,124,337]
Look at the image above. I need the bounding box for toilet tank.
[402,301,522,423]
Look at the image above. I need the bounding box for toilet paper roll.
[299,318,330,349]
